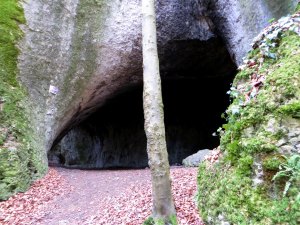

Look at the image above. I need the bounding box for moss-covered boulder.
[197,10,300,224]
[0,0,47,200]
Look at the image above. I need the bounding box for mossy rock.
[198,12,300,224]
[0,0,46,200]
[143,215,178,225]
[198,161,300,225]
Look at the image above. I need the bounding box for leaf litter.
[0,168,72,225]
[0,167,204,225]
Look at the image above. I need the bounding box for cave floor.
[0,167,203,224]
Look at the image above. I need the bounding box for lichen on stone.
[198,11,300,224]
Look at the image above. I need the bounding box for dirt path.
[41,168,152,224]
[0,167,203,225]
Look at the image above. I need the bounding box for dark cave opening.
[48,37,237,169]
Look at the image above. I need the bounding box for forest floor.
[0,167,204,225]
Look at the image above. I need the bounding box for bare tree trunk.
[142,0,177,224]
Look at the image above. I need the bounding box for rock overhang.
[18,0,298,160]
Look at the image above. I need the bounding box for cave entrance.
[48,37,237,169]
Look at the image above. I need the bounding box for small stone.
[49,85,59,95]
[207,216,212,222]
[8,147,17,151]
[288,132,298,138]
[218,214,224,220]
[253,177,264,186]
[265,118,280,133]
[280,145,296,154]
[221,222,230,225]
[276,138,287,147]
[243,126,255,138]
[182,149,211,167]
[289,137,300,146]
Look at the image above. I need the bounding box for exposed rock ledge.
[19,0,297,158]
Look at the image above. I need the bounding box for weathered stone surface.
[182,149,211,167]
[207,0,298,65]
[19,0,215,158]
[18,0,297,161]
[260,117,300,154]
[48,79,228,168]
[281,118,300,154]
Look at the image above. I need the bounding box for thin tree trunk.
[142,0,177,224]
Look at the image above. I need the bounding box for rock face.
[48,80,230,168]
[207,0,298,64]
[19,0,217,156]
[0,0,288,198]
[182,149,211,167]
[18,0,297,160]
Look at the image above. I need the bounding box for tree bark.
[142,0,177,224]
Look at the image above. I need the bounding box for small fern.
[272,154,300,199]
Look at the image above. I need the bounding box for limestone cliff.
[0,0,297,200]
[19,0,297,160]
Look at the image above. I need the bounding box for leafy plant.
[262,155,284,171]
[143,217,155,225]
[143,216,178,225]
[272,155,300,198]
[268,18,275,24]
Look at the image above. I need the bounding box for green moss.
[0,148,31,199]
[143,217,155,225]
[278,102,300,118]
[0,0,24,85]
[198,22,300,224]
[295,3,300,12]
[221,33,300,163]
[0,0,45,200]
[262,155,286,171]
[235,68,253,81]
[143,215,178,225]
[198,162,300,225]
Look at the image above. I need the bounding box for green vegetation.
[198,162,300,225]
[278,102,300,118]
[295,2,300,12]
[197,19,300,224]
[272,155,300,199]
[221,32,300,167]
[262,154,285,171]
[143,215,178,225]
[0,0,45,200]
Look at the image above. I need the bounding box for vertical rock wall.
[19,0,216,158]
[1,0,293,199]
[208,0,298,64]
